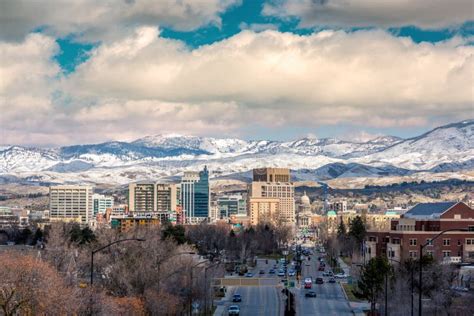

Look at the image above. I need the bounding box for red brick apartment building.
[365,202,474,264]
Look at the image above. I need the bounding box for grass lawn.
[341,256,352,266]
[341,283,364,302]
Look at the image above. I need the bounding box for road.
[220,258,283,316]
[295,249,353,315]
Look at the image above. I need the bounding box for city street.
[295,249,353,315]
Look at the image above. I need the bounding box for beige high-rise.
[49,185,93,225]
[129,182,179,213]
[249,197,280,225]
[248,168,295,225]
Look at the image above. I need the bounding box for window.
[457,251,462,257]
[442,251,451,258]
[426,239,433,246]
[458,239,461,246]
[369,236,377,242]
[409,251,418,258]
[392,238,400,245]
[426,251,434,258]
[409,238,417,246]
[443,239,450,246]
[468,252,474,259]
[466,239,474,245]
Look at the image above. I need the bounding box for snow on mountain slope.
[0,120,472,184]
[358,120,474,170]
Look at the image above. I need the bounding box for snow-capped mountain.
[0,120,472,185]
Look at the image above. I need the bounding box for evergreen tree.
[337,219,347,239]
[354,256,391,314]
[349,215,366,248]
[162,224,187,245]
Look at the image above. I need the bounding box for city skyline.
[1,0,473,146]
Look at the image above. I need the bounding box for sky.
[0,0,473,146]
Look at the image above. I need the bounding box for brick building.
[365,202,474,264]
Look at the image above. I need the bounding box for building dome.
[301,191,310,206]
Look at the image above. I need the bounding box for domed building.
[297,191,313,228]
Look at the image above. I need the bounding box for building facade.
[181,166,210,223]
[128,182,179,213]
[49,185,93,225]
[249,168,295,224]
[253,168,290,182]
[249,197,280,225]
[93,194,114,215]
[217,195,246,219]
[365,202,474,264]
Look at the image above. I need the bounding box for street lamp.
[418,228,468,316]
[204,262,221,315]
[189,260,210,316]
[90,238,145,285]
[282,249,290,313]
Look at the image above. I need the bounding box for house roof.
[403,202,457,219]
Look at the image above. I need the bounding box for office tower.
[249,168,295,224]
[49,185,93,225]
[93,194,114,215]
[156,184,179,212]
[217,194,247,219]
[249,197,280,225]
[253,168,290,182]
[181,166,210,223]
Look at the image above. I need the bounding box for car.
[328,277,336,283]
[228,305,240,315]
[288,270,296,277]
[259,270,265,274]
[277,270,285,277]
[315,277,324,284]
[245,272,253,278]
[322,271,330,277]
[304,278,312,289]
[269,269,275,274]
[232,294,242,302]
[334,273,349,279]
[318,266,325,271]
[305,291,317,298]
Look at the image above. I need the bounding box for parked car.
[259,270,265,274]
[232,294,242,302]
[245,272,253,278]
[277,270,285,277]
[315,277,324,284]
[318,266,325,271]
[228,305,240,315]
[305,291,317,298]
[288,270,296,277]
[328,277,336,283]
[269,269,275,274]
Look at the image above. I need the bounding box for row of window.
[369,236,473,246]
[408,250,460,258]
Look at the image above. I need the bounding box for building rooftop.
[403,202,457,219]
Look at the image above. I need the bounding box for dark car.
[269,269,276,274]
[328,277,336,283]
[259,270,265,274]
[315,277,324,284]
[318,266,325,271]
[232,294,242,302]
[305,291,317,298]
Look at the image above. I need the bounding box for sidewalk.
[337,257,351,276]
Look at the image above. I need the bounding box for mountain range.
[0,120,472,185]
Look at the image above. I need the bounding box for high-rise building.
[249,179,295,224]
[249,197,280,225]
[128,182,179,213]
[93,194,114,215]
[181,166,210,223]
[49,185,93,225]
[253,168,290,182]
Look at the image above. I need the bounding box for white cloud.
[1,28,473,146]
[0,0,239,42]
[263,0,473,29]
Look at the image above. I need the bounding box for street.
[295,249,352,315]
[218,247,353,316]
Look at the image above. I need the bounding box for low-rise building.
[365,202,474,264]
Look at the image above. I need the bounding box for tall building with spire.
[181,166,210,223]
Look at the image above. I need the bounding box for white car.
[334,273,349,279]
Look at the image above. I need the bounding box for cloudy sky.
[0,0,473,146]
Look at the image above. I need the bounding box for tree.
[0,251,79,315]
[337,219,347,241]
[349,215,366,252]
[162,223,187,245]
[354,256,391,315]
